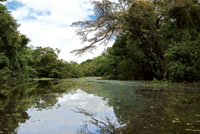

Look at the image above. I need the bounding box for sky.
[4,0,113,63]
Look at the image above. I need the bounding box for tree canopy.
[75,0,200,81]
[72,0,200,54]
[0,2,83,81]
[0,0,200,81]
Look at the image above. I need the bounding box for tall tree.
[72,0,200,53]
[0,3,33,80]
[74,0,200,81]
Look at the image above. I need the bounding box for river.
[0,77,200,134]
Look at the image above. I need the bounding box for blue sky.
[4,0,113,63]
[6,0,24,10]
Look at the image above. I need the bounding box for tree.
[31,47,82,79]
[1,2,83,80]
[74,0,200,81]
[71,0,131,54]
[31,47,61,78]
[0,3,35,80]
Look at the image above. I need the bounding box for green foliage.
[80,59,98,77]
[164,30,200,80]
[0,3,82,80]
[31,47,82,79]
[79,0,200,81]
[1,0,200,81]
[0,3,35,80]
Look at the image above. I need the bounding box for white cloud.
[6,0,113,63]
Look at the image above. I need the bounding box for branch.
[73,108,116,134]
[71,26,115,55]
[71,0,124,55]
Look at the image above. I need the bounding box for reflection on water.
[18,89,114,134]
[0,78,200,134]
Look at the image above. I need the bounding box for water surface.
[0,78,200,134]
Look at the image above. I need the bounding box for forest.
[0,0,83,81]
[1,0,200,133]
[0,0,200,82]
[74,0,200,81]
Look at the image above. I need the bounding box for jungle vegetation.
[0,0,200,81]
[74,0,200,81]
[0,1,82,81]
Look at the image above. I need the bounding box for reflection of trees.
[1,78,199,134]
[0,82,37,134]
[75,80,146,124]
[0,80,77,134]
[75,108,123,134]
[72,79,200,133]
[27,80,78,110]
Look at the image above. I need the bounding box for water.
[0,78,200,134]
